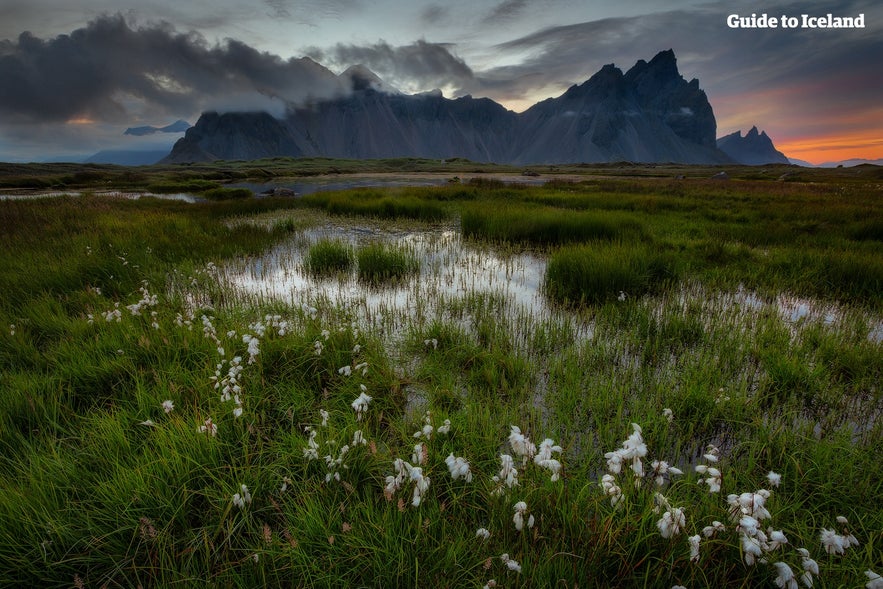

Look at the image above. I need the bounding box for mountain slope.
[163,50,730,165]
[717,126,789,164]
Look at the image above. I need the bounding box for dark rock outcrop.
[163,50,731,165]
[716,126,789,165]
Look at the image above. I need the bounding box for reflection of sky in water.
[229,177,453,195]
[0,190,198,202]
[222,225,552,326]
[220,223,883,345]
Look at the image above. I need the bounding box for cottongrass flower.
[740,531,764,566]
[436,419,452,435]
[407,465,430,507]
[534,438,564,482]
[320,409,329,427]
[500,554,521,573]
[650,460,683,487]
[492,454,519,492]
[352,430,367,446]
[413,412,435,440]
[338,365,352,377]
[324,444,350,482]
[475,527,491,541]
[835,516,859,548]
[424,338,438,350]
[703,444,721,463]
[866,570,883,589]
[445,453,472,482]
[773,562,798,589]
[767,471,782,487]
[351,391,372,421]
[512,501,534,532]
[767,528,789,551]
[600,474,623,507]
[702,521,726,537]
[303,427,319,460]
[605,423,647,484]
[103,304,122,322]
[198,418,217,437]
[797,548,819,587]
[232,484,252,509]
[656,506,686,539]
[411,443,427,466]
[662,407,674,423]
[508,425,536,465]
[242,334,260,364]
[162,400,174,413]
[695,464,722,493]
[688,534,701,562]
[139,419,156,427]
[727,490,772,522]
[819,528,854,556]
[384,459,407,500]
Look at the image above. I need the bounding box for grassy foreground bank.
[0,176,880,587]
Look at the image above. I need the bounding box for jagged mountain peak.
[339,64,392,93]
[717,126,789,164]
[163,50,731,165]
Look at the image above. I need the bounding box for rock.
[162,50,730,165]
[717,126,789,165]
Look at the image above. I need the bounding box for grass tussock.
[462,204,644,245]
[544,242,678,304]
[356,243,420,283]
[304,239,354,275]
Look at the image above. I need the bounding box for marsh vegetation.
[0,167,880,587]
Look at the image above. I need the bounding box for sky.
[0,0,880,164]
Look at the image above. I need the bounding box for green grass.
[462,204,645,245]
[0,173,881,587]
[356,243,420,283]
[544,242,678,304]
[304,239,355,275]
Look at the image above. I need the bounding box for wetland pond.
[216,213,882,346]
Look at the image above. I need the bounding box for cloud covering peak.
[0,14,346,124]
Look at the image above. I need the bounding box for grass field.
[0,162,880,587]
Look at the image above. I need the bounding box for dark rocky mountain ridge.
[162,50,735,165]
[717,126,789,165]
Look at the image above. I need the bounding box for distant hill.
[789,157,883,168]
[818,158,883,168]
[163,50,729,165]
[124,120,191,137]
[84,150,169,166]
[717,127,789,165]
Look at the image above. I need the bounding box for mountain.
[162,50,729,165]
[125,120,191,137]
[817,158,883,168]
[716,127,789,165]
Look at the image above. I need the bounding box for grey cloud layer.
[0,14,345,123]
[309,40,475,91]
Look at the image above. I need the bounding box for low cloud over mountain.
[164,50,729,165]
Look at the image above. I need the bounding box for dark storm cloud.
[311,40,476,90]
[0,13,346,123]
